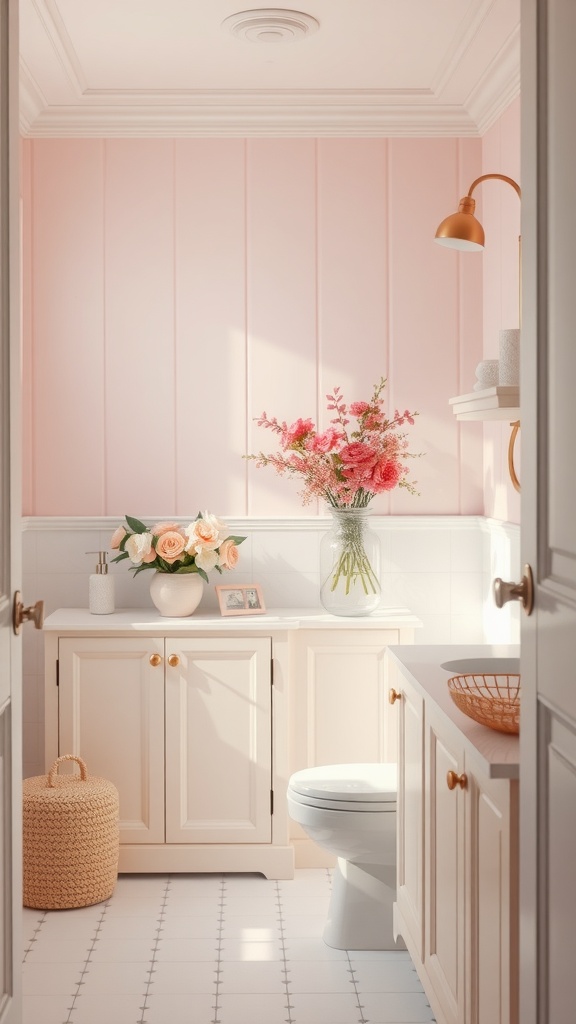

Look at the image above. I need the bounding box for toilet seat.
[288,762,397,813]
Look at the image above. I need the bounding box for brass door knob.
[13,592,44,635]
[389,688,402,705]
[167,654,180,667]
[149,653,162,667]
[447,770,467,791]
[493,563,534,616]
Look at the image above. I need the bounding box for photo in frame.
[216,584,266,617]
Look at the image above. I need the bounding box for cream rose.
[218,538,240,570]
[195,547,219,573]
[185,519,220,553]
[126,532,153,565]
[155,530,186,564]
[200,511,229,543]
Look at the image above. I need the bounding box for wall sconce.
[434,173,522,493]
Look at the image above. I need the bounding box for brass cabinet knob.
[447,770,468,791]
[149,653,162,667]
[389,688,402,705]
[167,654,180,668]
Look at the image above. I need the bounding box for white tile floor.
[22,869,435,1024]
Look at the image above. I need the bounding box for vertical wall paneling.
[104,140,175,515]
[22,128,520,520]
[174,140,247,515]
[317,140,391,514]
[246,140,318,516]
[482,96,521,525]
[31,140,106,514]
[21,140,33,515]
[388,139,474,515]
[457,139,484,515]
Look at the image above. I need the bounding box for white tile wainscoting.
[21,515,520,779]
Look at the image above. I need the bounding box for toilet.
[287,762,401,951]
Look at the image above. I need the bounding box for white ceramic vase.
[149,571,204,617]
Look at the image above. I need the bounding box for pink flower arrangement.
[111,512,245,581]
[247,378,420,509]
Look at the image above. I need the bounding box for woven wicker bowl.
[447,673,521,735]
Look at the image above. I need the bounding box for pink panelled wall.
[481,96,521,524]
[21,136,490,518]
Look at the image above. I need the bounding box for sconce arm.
[467,174,522,201]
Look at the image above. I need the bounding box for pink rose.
[218,538,240,570]
[305,427,343,453]
[111,526,127,550]
[339,442,378,470]
[349,401,370,416]
[281,418,315,449]
[152,521,182,537]
[368,458,402,492]
[155,530,187,564]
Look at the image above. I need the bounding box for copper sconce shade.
[434,173,521,251]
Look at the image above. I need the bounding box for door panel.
[0,0,21,1020]
[395,665,425,960]
[165,638,272,844]
[521,0,576,1020]
[425,714,464,1024]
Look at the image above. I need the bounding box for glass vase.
[320,508,381,617]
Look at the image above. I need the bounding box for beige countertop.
[387,643,520,780]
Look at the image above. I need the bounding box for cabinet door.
[468,774,518,1024]
[394,663,425,961]
[425,708,465,1024]
[165,637,272,844]
[292,629,397,771]
[58,637,165,844]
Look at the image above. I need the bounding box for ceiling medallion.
[221,9,320,44]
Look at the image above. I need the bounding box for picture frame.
[216,584,266,617]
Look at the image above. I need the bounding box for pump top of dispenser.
[87,551,110,574]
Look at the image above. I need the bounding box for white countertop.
[387,644,520,780]
[43,607,422,634]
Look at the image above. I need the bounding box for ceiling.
[19,0,520,137]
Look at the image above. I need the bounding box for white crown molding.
[431,0,497,97]
[18,96,482,138]
[30,0,87,95]
[465,25,520,134]
[19,60,46,135]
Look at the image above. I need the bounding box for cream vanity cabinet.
[388,647,519,1024]
[44,611,295,878]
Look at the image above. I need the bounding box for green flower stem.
[328,517,379,595]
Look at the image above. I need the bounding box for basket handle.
[47,754,88,787]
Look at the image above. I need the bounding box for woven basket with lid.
[23,754,120,910]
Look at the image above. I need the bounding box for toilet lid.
[288,762,397,805]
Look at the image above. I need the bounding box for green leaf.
[132,564,155,576]
[227,535,246,545]
[196,567,209,584]
[111,551,129,563]
[175,565,199,574]
[125,515,148,534]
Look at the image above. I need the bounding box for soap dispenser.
[87,551,115,614]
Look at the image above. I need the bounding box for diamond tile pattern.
[22,869,435,1023]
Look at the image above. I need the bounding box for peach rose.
[152,521,182,537]
[155,530,186,564]
[111,526,127,550]
[218,538,240,570]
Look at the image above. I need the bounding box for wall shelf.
[449,386,520,421]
